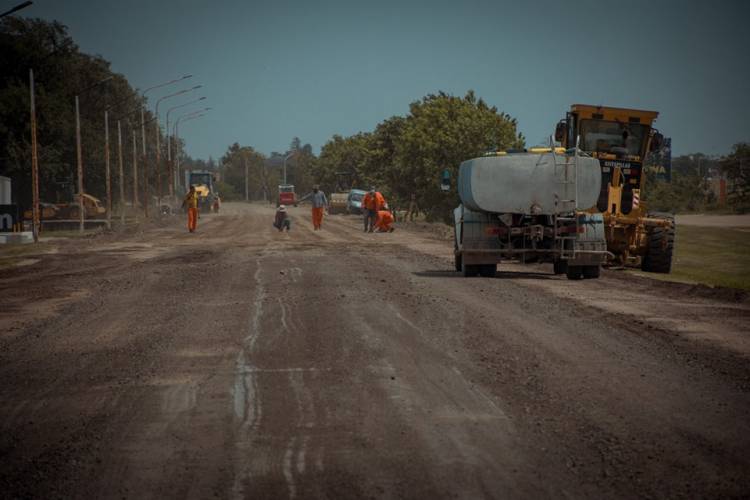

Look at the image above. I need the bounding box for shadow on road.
[414,270,557,280]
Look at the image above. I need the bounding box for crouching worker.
[273,205,291,232]
[375,209,395,232]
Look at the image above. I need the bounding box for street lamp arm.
[0,1,33,18]
[141,75,192,97]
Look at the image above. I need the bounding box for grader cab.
[555,105,674,272]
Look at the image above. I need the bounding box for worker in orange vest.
[362,187,385,232]
[375,209,395,232]
[182,185,199,233]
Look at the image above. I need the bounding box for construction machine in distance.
[186,171,216,211]
[555,105,674,272]
[23,193,106,220]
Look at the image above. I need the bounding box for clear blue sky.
[19,0,750,160]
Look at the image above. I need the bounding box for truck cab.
[278,184,296,207]
[555,104,662,215]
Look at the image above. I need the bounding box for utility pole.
[140,108,149,218]
[132,129,139,222]
[75,95,84,232]
[29,69,40,242]
[117,120,125,225]
[244,156,249,202]
[104,109,111,229]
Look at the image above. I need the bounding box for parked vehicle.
[278,184,297,207]
[346,189,367,214]
[329,192,349,214]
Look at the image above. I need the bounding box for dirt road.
[2,203,749,499]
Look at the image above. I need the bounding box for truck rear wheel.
[553,260,568,275]
[461,261,480,277]
[566,265,583,280]
[582,265,601,279]
[641,213,675,273]
[479,264,496,278]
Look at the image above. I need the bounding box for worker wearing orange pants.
[310,185,328,230]
[183,185,199,233]
[375,210,395,232]
[312,207,324,229]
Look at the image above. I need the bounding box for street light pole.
[104,109,111,229]
[283,151,296,185]
[74,75,112,233]
[0,1,32,18]
[117,120,125,225]
[29,68,39,242]
[155,86,202,202]
[168,102,208,192]
[75,95,84,232]
[173,111,208,192]
[139,75,192,217]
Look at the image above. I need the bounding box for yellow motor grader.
[555,104,674,272]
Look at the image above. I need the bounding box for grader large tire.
[641,212,675,273]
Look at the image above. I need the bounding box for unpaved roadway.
[2,203,749,499]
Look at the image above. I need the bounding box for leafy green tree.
[393,90,525,219]
[219,143,269,201]
[2,16,176,211]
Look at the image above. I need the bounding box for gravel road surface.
[1,203,749,499]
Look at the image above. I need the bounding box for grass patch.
[649,225,750,290]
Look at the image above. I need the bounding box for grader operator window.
[580,120,648,158]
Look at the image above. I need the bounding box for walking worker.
[310,185,328,230]
[375,209,395,232]
[273,204,291,232]
[362,187,386,232]
[182,185,199,233]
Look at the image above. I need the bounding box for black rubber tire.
[641,212,675,273]
[461,261,480,277]
[582,265,601,279]
[553,260,568,275]
[479,264,496,278]
[566,265,584,280]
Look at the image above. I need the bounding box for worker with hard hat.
[182,185,199,233]
[362,187,386,232]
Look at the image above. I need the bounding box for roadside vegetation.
[0,17,191,210]
[670,225,750,290]
[644,144,750,214]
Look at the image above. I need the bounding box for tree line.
[1,17,192,210]
[644,144,750,214]
[219,90,526,221]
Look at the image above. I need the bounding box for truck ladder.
[552,135,580,259]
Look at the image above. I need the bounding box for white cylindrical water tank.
[457,153,601,215]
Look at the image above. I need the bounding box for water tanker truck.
[453,146,610,280]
